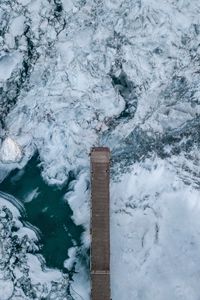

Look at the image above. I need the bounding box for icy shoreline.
[0,194,69,299]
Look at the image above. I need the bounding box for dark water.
[0,155,84,271]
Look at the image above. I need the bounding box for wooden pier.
[90,147,110,300]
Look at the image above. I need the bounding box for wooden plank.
[91,272,110,300]
[90,147,110,300]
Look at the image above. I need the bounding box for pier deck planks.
[90,147,110,300]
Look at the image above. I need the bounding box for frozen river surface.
[0,0,200,299]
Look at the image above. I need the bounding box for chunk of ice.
[0,137,22,163]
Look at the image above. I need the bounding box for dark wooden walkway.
[90,147,110,300]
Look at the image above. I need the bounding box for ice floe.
[0,137,22,163]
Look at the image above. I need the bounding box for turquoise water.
[0,155,84,272]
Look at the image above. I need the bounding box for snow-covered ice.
[0,0,200,299]
[111,158,200,300]
[0,280,14,300]
[0,137,22,163]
